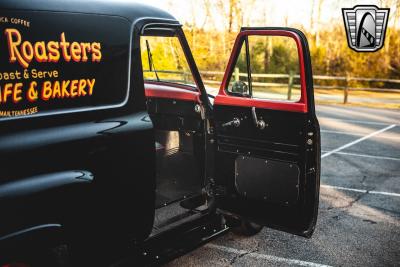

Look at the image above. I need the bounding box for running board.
[114,213,229,266]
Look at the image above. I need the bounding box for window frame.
[223,30,307,108]
[139,27,200,92]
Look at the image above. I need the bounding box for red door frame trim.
[144,82,201,102]
[215,30,308,113]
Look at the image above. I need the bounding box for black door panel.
[215,106,305,162]
[214,106,312,219]
[214,107,319,238]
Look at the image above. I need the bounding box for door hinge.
[307,167,316,174]
[205,181,226,197]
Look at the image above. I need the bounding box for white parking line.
[205,244,332,267]
[321,185,400,197]
[322,185,367,193]
[321,129,365,135]
[319,117,393,126]
[321,124,396,159]
[321,129,398,140]
[320,150,400,161]
[369,190,400,197]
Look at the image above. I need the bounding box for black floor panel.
[155,150,202,208]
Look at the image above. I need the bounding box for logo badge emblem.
[342,5,390,52]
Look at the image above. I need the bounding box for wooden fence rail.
[143,69,400,104]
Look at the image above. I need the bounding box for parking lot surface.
[165,105,400,267]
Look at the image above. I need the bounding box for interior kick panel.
[235,156,300,205]
[147,98,203,131]
[147,98,201,118]
[144,83,203,132]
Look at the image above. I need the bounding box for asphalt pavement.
[165,105,400,267]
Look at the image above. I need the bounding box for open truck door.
[213,28,320,237]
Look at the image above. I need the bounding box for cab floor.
[155,149,202,208]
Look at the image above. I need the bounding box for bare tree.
[228,0,243,32]
[315,0,324,47]
[310,0,315,30]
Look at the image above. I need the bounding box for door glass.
[140,36,195,87]
[227,35,301,101]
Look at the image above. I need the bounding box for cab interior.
[141,28,210,235]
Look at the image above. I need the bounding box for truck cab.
[0,1,320,266]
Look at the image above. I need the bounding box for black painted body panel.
[0,111,156,262]
[0,1,160,262]
[0,0,176,23]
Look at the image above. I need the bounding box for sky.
[139,0,399,30]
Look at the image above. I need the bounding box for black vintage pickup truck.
[0,1,320,266]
